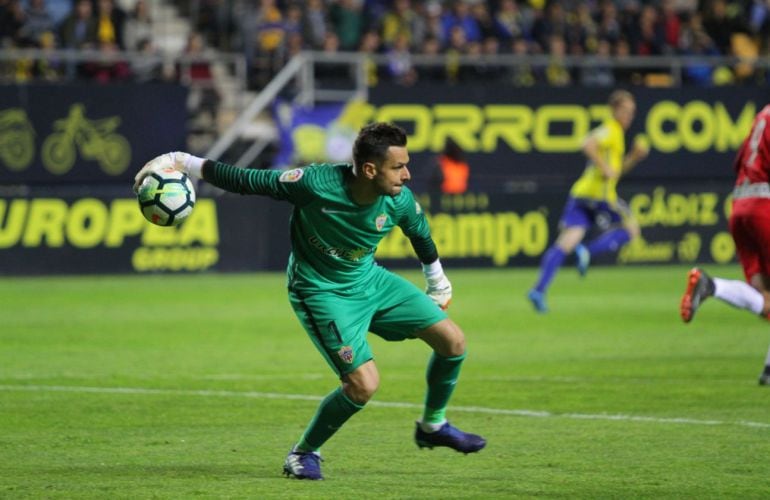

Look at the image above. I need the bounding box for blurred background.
[0,0,766,275]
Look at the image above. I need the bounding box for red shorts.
[730,198,770,281]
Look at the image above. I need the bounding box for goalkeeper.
[134,122,486,480]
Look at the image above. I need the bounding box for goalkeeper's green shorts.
[288,266,447,376]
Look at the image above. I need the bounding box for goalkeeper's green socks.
[420,352,465,430]
[296,387,364,452]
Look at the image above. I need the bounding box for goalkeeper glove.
[132,151,205,193]
[423,259,452,310]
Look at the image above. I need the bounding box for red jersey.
[734,104,770,187]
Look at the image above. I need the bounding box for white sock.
[713,278,764,315]
[418,419,446,433]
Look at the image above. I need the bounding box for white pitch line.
[1,384,768,430]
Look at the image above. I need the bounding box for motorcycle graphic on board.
[0,108,36,171]
[42,103,131,175]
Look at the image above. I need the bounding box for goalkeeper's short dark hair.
[353,122,408,169]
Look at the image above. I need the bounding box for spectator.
[314,31,353,88]
[441,0,481,45]
[597,0,622,44]
[18,0,55,46]
[544,35,572,86]
[469,1,500,41]
[417,34,445,83]
[0,0,26,45]
[532,1,569,52]
[282,2,302,40]
[495,0,528,41]
[302,0,326,49]
[82,40,131,83]
[132,37,167,83]
[123,0,152,51]
[358,29,382,87]
[628,4,666,55]
[613,36,641,84]
[570,3,598,54]
[462,36,505,82]
[660,0,683,50]
[422,0,446,45]
[178,32,220,118]
[245,0,284,88]
[329,0,364,51]
[385,31,416,86]
[195,0,232,50]
[509,36,537,87]
[15,29,60,81]
[580,37,615,87]
[682,30,720,85]
[94,0,126,49]
[444,24,467,84]
[381,0,418,48]
[59,0,97,49]
[702,0,746,54]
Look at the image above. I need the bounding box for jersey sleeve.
[590,124,612,149]
[397,188,439,264]
[202,161,316,205]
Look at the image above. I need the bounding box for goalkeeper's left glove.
[132,151,205,193]
[423,259,452,310]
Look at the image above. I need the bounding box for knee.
[446,335,466,357]
[442,325,466,358]
[625,223,641,240]
[343,373,379,404]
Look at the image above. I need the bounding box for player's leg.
[529,225,585,311]
[529,197,590,312]
[579,200,637,267]
[682,212,770,323]
[412,319,486,453]
[368,270,486,454]
[283,289,376,479]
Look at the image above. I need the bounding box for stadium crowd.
[0,0,768,87]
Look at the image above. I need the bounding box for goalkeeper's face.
[374,146,411,196]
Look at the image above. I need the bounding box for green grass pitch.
[2,265,769,498]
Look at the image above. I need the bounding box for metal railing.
[0,47,247,93]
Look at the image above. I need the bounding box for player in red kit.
[680,104,770,385]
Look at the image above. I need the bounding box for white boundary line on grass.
[2,384,769,430]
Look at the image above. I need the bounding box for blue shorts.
[559,197,628,231]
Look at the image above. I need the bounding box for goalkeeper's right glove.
[422,259,453,310]
[132,151,205,193]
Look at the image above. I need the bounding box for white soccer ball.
[136,166,196,227]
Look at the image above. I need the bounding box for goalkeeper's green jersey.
[203,162,436,292]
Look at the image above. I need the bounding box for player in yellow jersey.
[528,90,649,313]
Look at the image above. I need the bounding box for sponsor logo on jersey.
[307,235,374,261]
[279,168,304,183]
[337,346,354,364]
[375,213,388,231]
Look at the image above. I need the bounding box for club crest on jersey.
[279,168,304,183]
[337,346,354,364]
[375,213,388,231]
